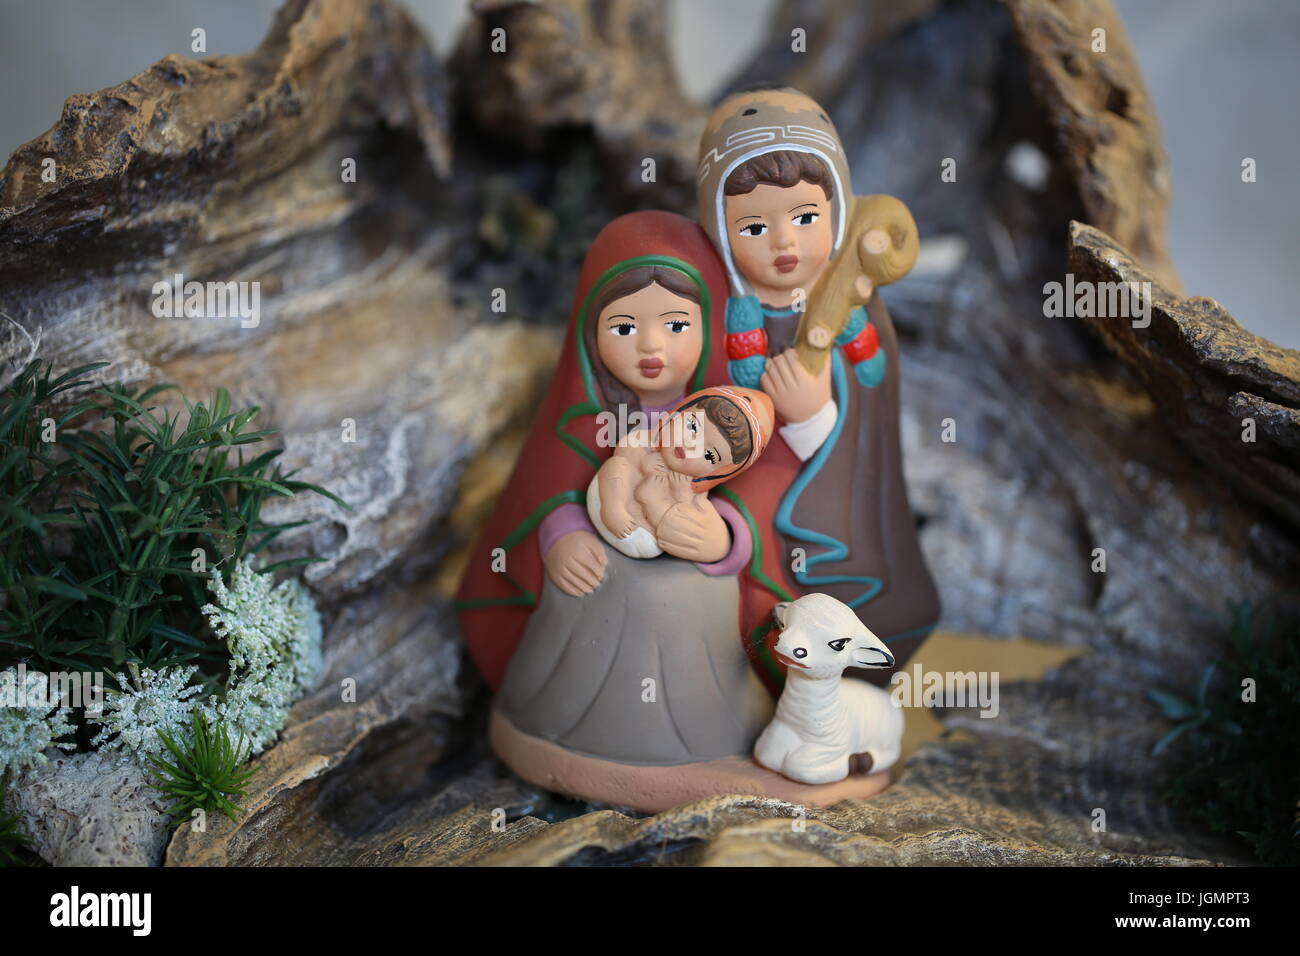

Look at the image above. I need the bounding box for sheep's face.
[771,595,896,679]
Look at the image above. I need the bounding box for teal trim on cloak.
[772,349,884,609]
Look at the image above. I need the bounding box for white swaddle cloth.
[586,474,663,559]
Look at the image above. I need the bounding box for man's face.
[724,179,833,302]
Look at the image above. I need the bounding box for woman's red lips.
[774,255,799,274]
[638,358,664,378]
[673,446,685,459]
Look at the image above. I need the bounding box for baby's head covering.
[657,385,775,492]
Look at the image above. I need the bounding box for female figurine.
[456,212,769,793]
[695,85,941,686]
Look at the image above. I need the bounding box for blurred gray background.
[1,0,1295,346]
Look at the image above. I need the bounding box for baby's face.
[725,179,833,300]
[660,409,733,478]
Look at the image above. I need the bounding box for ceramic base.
[490,708,892,813]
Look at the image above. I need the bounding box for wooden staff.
[795,194,919,374]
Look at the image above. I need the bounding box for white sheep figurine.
[753,593,904,785]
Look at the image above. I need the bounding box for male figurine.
[696,84,941,677]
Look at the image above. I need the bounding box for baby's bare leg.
[598,451,647,537]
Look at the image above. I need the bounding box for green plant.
[1149,602,1300,865]
[0,358,339,851]
[1,360,107,664]
[0,776,32,865]
[146,710,257,826]
[0,358,343,675]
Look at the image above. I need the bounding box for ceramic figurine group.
[456,86,940,812]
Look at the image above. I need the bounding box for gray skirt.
[496,546,774,765]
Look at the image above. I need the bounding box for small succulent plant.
[147,710,258,826]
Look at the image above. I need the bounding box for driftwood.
[1,0,1295,866]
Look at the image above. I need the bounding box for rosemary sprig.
[0,358,345,674]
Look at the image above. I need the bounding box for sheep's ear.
[772,602,791,627]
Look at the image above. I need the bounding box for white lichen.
[198,558,323,755]
[0,668,77,776]
[89,666,203,756]
[84,557,323,760]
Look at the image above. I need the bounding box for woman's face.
[595,281,703,407]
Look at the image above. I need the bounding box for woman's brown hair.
[585,265,701,416]
[724,150,834,200]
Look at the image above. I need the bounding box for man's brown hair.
[723,150,834,200]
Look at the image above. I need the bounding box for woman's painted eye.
[738,222,767,238]
[827,638,849,652]
[687,419,698,433]
[793,211,819,226]
[610,323,637,336]
[705,450,717,464]
[665,320,691,333]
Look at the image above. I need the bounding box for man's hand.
[543,530,608,596]
[655,498,729,563]
[760,348,832,424]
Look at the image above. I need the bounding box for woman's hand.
[656,497,729,563]
[760,348,832,424]
[544,530,608,596]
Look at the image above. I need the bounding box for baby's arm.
[597,446,644,538]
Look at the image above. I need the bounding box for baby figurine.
[587,385,774,559]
